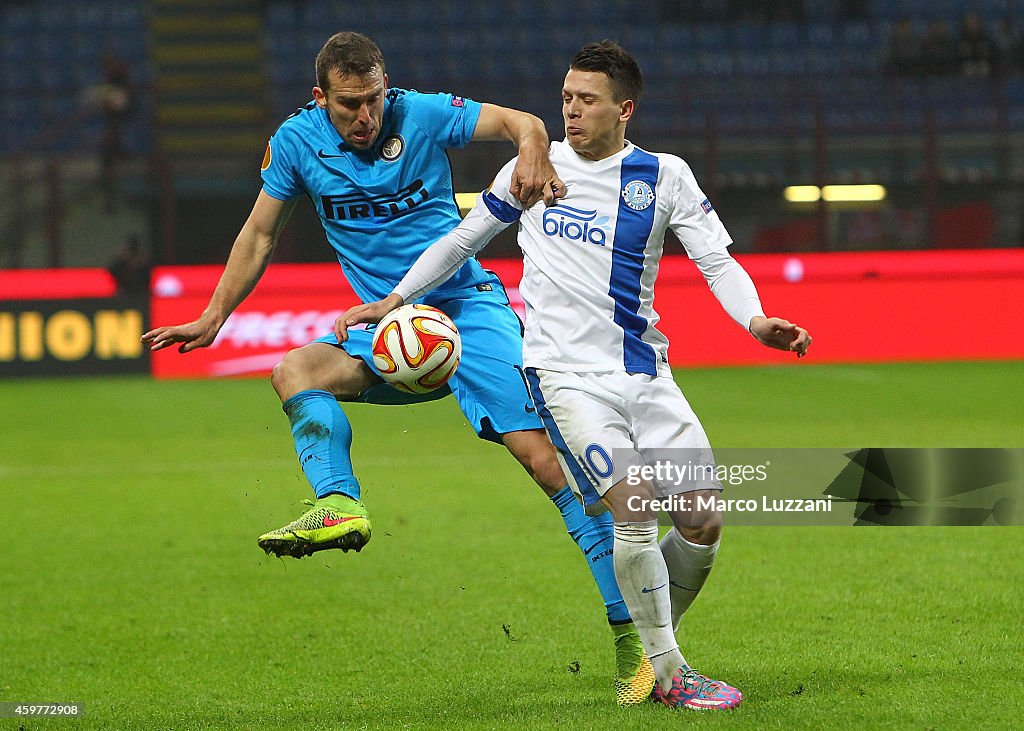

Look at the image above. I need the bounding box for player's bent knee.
[675,498,723,545]
[603,478,658,523]
[532,448,568,494]
[270,353,301,401]
[501,430,565,495]
[271,345,374,402]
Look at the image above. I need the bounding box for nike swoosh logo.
[641,583,667,593]
[583,537,612,556]
[317,149,345,159]
[323,515,361,527]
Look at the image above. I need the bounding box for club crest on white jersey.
[621,179,655,210]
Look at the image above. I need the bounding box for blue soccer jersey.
[261,88,491,302]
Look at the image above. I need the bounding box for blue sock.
[551,486,631,624]
[282,389,361,500]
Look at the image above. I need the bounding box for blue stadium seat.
[694,24,729,50]
[733,51,771,76]
[697,50,734,76]
[108,3,143,31]
[2,4,36,34]
[2,34,32,65]
[731,22,766,50]
[842,21,875,48]
[805,48,841,76]
[266,2,298,31]
[768,22,801,49]
[806,23,835,48]
[37,4,74,30]
[767,51,804,76]
[1002,77,1024,104]
[616,26,660,54]
[658,25,694,50]
[74,4,108,32]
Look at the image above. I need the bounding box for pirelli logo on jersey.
[321,179,430,221]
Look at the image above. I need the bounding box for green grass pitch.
[1,361,1022,730]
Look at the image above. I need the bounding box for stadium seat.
[694,24,729,50]
[768,22,802,49]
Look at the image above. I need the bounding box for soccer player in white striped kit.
[342,41,811,710]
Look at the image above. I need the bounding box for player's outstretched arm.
[472,103,565,208]
[692,250,811,358]
[336,293,405,343]
[142,191,295,353]
[749,316,812,357]
[336,185,512,343]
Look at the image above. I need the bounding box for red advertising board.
[144,248,1024,378]
[0,268,117,300]
[149,264,361,378]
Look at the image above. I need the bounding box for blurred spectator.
[109,235,151,294]
[919,20,958,75]
[883,19,921,76]
[957,13,997,77]
[85,49,134,211]
[992,18,1023,75]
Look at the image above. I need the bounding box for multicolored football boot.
[257,494,371,558]
[650,666,743,710]
[612,624,656,706]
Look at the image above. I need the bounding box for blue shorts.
[315,275,543,443]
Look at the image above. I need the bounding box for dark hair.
[315,32,385,91]
[569,40,642,102]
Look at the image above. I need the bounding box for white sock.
[613,520,684,690]
[660,527,719,631]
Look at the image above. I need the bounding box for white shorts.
[523,368,721,509]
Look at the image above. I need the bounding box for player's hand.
[749,316,812,358]
[336,294,404,343]
[510,147,566,208]
[141,316,221,353]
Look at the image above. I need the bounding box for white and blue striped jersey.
[397,139,734,376]
[500,140,732,374]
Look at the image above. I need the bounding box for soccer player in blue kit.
[142,32,655,704]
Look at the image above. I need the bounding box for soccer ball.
[371,304,461,394]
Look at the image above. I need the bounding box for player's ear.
[620,99,634,122]
[313,86,327,107]
[383,72,389,91]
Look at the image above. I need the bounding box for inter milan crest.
[380,135,405,162]
[621,179,655,210]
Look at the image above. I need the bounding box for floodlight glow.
[784,186,822,203]
[822,185,886,202]
[784,185,887,203]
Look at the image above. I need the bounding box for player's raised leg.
[257,343,376,558]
